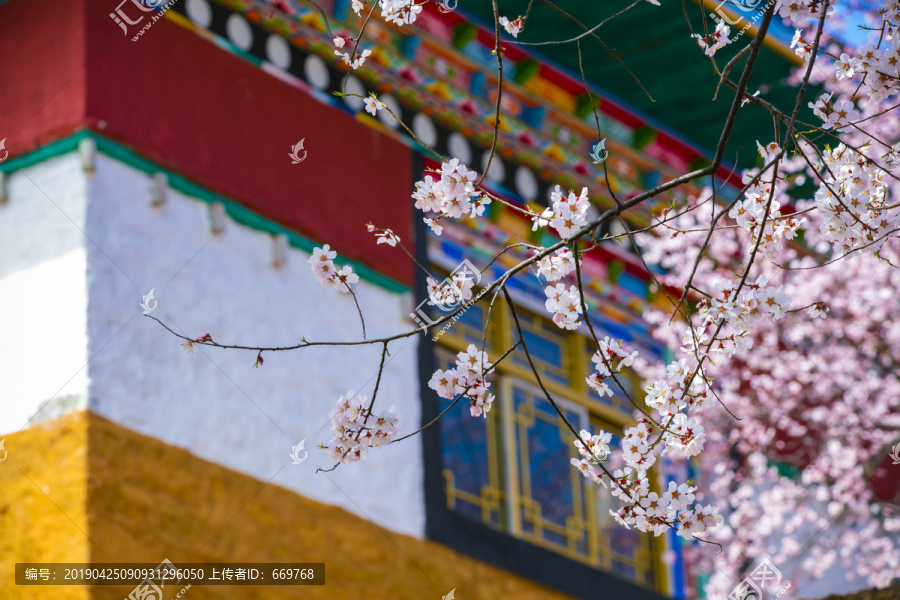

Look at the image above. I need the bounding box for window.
[435,303,664,591]
[436,348,505,528]
[509,314,570,386]
[507,381,591,558]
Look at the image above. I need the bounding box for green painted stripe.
[0,130,408,294]
[0,130,90,172]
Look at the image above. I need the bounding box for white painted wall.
[0,155,90,433]
[1,151,425,538]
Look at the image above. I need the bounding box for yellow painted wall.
[0,412,89,600]
[1,411,578,600]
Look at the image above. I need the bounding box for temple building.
[0,0,802,598]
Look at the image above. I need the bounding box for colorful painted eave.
[416,4,731,168]
[168,0,735,221]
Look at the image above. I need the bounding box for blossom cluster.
[594,414,721,536]
[586,336,638,398]
[425,270,475,310]
[829,38,900,102]
[535,247,579,281]
[790,29,813,60]
[570,429,612,484]
[367,224,400,247]
[695,276,792,353]
[541,185,591,238]
[809,92,859,130]
[691,20,732,57]
[308,245,359,293]
[612,471,717,537]
[364,94,385,117]
[181,333,212,356]
[777,0,836,23]
[325,390,399,464]
[379,0,422,26]
[333,36,372,70]
[428,344,495,417]
[572,418,721,537]
[643,375,709,460]
[499,16,524,38]
[811,144,898,255]
[412,159,490,234]
[544,283,583,330]
[606,273,791,538]
[727,144,805,259]
[569,275,788,538]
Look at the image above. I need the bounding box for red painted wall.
[0,0,88,152]
[0,0,414,286]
